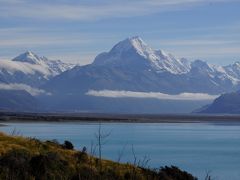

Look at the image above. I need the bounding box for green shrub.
[62,140,74,150]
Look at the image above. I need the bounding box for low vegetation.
[0,132,197,180]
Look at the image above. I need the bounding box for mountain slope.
[0,90,40,111]
[44,36,240,95]
[196,91,240,114]
[0,51,75,87]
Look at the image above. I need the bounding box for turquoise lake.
[1,122,240,180]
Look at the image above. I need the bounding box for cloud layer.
[0,0,233,21]
[0,83,51,96]
[86,90,218,101]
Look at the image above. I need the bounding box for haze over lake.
[1,122,240,180]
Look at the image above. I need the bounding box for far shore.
[0,111,240,123]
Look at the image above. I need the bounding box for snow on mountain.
[2,36,240,113]
[189,59,240,86]
[223,62,240,82]
[0,51,75,87]
[93,36,190,74]
[44,36,240,96]
[87,36,240,91]
[12,51,75,76]
[0,58,51,77]
[13,51,44,65]
[2,36,240,97]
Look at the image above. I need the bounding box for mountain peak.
[25,50,35,56]
[110,36,150,54]
[12,51,44,65]
[129,36,141,40]
[93,36,191,74]
[120,36,144,46]
[128,36,145,46]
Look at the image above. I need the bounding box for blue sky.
[0,0,240,65]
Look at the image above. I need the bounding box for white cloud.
[86,90,218,101]
[0,83,51,96]
[0,60,51,76]
[158,39,238,46]
[0,0,23,4]
[169,46,240,60]
[0,36,94,47]
[0,0,234,21]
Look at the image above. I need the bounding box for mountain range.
[44,37,240,95]
[0,51,74,87]
[1,36,240,113]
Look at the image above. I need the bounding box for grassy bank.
[0,132,197,180]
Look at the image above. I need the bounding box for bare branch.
[117,143,127,163]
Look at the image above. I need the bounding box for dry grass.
[0,132,197,180]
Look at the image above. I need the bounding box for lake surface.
[1,122,240,180]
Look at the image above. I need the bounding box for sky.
[0,0,240,65]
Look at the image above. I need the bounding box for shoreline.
[1,112,240,123]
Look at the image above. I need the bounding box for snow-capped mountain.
[44,36,240,95]
[93,36,190,74]
[13,51,45,64]
[1,36,240,113]
[185,60,240,93]
[0,51,75,87]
